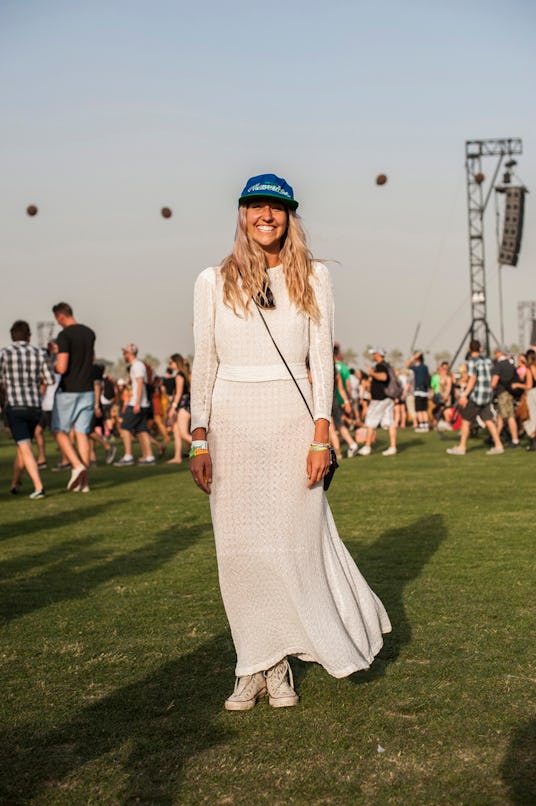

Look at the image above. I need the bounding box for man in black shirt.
[358,347,398,456]
[51,302,96,492]
[491,347,520,447]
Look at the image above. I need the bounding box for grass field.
[0,428,534,805]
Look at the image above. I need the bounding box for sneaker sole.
[268,694,299,708]
[224,688,267,711]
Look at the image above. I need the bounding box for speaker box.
[499,186,525,266]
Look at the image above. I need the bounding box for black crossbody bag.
[254,303,339,491]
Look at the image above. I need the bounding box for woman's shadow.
[501,717,536,804]
[0,633,236,805]
[349,512,447,683]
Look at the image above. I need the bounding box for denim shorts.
[5,405,41,444]
[52,391,95,434]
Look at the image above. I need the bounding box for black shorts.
[6,405,41,443]
[331,401,342,429]
[120,406,149,434]
[414,395,429,412]
[39,410,52,429]
[461,398,495,424]
[90,414,104,432]
[178,394,190,413]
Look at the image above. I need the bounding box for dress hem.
[234,633,390,680]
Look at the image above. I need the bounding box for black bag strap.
[254,302,315,423]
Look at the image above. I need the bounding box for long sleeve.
[309,263,334,421]
[190,267,219,431]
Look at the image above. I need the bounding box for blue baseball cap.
[238,173,299,210]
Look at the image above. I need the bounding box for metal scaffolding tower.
[452,138,523,366]
[36,321,55,349]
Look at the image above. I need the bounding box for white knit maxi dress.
[191,262,391,678]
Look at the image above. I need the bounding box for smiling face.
[245,198,288,263]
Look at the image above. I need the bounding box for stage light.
[161,207,172,218]
[474,173,485,184]
[26,205,38,216]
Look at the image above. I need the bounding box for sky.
[1,0,535,369]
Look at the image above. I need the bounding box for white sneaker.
[224,672,267,711]
[265,658,299,708]
[446,446,466,455]
[486,446,504,455]
[382,447,397,456]
[67,465,87,491]
[357,445,371,456]
[347,443,359,458]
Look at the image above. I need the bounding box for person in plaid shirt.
[0,320,55,498]
[446,339,504,456]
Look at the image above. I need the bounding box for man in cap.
[491,346,520,447]
[114,344,155,466]
[358,347,397,456]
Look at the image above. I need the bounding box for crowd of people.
[1,309,535,501]
[329,340,536,458]
[0,304,194,498]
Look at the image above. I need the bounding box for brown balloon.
[161,207,172,218]
[474,172,485,185]
[376,174,387,186]
[26,205,38,216]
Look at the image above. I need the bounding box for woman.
[190,173,391,711]
[512,350,536,451]
[167,353,192,464]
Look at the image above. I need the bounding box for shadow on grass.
[84,461,191,492]
[501,717,536,804]
[0,634,235,804]
[348,513,447,683]
[0,521,212,623]
[0,502,125,542]
[390,436,425,453]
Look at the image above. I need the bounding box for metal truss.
[452,138,523,366]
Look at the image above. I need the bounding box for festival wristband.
[189,447,209,459]
[191,440,208,449]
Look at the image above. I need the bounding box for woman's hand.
[190,452,212,494]
[306,448,331,489]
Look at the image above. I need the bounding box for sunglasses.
[254,282,275,309]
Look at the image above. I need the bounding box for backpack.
[384,363,403,400]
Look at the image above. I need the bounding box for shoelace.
[232,673,264,698]
[266,659,294,694]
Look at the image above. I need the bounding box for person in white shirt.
[113,344,155,466]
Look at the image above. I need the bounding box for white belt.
[217,363,308,382]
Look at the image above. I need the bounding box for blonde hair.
[220,206,319,320]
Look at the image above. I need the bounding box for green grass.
[0,429,534,805]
